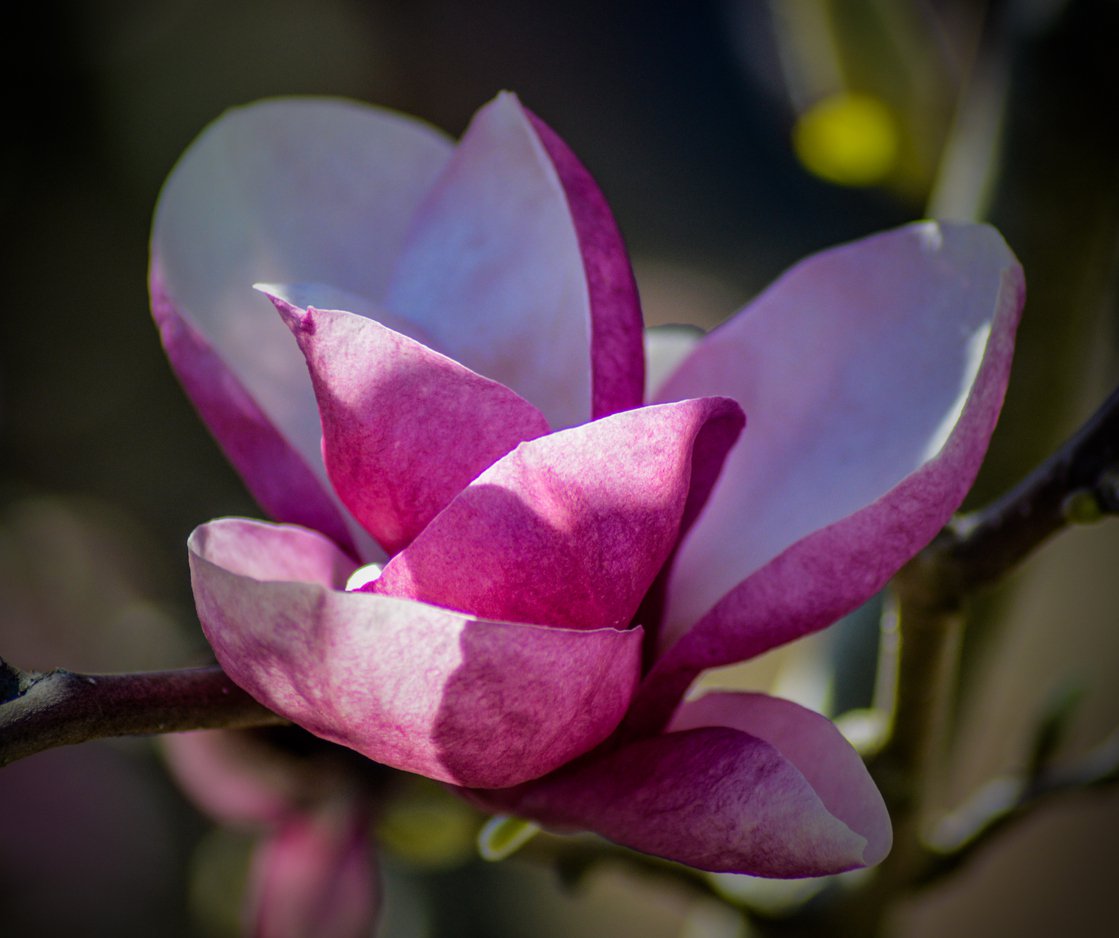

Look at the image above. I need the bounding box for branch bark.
[941,382,1119,592]
[0,659,285,766]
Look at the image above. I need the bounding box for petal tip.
[255,285,312,334]
[856,796,893,868]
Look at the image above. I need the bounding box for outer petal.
[385,92,639,428]
[670,693,891,868]
[151,281,356,552]
[274,297,551,555]
[526,109,645,417]
[246,799,378,938]
[151,98,453,537]
[369,398,745,631]
[189,519,643,789]
[480,692,886,877]
[644,222,1023,708]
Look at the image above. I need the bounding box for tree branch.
[942,382,1119,592]
[0,658,285,766]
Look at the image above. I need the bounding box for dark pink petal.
[151,99,452,543]
[189,519,642,788]
[526,110,645,418]
[385,93,605,428]
[272,296,551,555]
[670,693,891,868]
[151,277,356,552]
[639,222,1023,717]
[246,799,377,938]
[482,695,885,877]
[369,398,745,631]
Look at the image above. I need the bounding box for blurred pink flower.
[151,93,1023,878]
[164,730,377,938]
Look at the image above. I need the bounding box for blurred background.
[1,0,1116,935]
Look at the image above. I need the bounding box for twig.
[0,658,285,766]
[918,727,1119,884]
[941,383,1119,592]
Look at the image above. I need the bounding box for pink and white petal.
[526,110,645,418]
[162,730,305,829]
[369,398,744,631]
[483,722,876,877]
[273,297,550,555]
[652,222,1023,668]
[246,799,378,938]
[151,98,453,516]
[644,324,705,403]
[670,692,890,867]
[151,282,356,552]
[386,93,607,428]
[189,519,643,789]
[191,515,357,587]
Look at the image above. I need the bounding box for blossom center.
[345,562,384,591]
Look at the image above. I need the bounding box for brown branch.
[942,383,1119,592]
[0,658,286,766]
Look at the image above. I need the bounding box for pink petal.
[640,222,1023,715]
[246,799,378,938]
[368,398,745,631]
[189,519,643,789]
[151,278,355,552]
[151,98,453,539]
[162,730,304,828]
[526,110,645,418]
[385,93,613,428]
[271,297,551,556]
[670,692,891,867]
[480,698,884,877]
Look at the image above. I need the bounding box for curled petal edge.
[188,518,643,789]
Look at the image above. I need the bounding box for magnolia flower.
[151,93,1023,879]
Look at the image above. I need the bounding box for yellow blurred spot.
[378,783,479,868]
[793,93,899,186]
